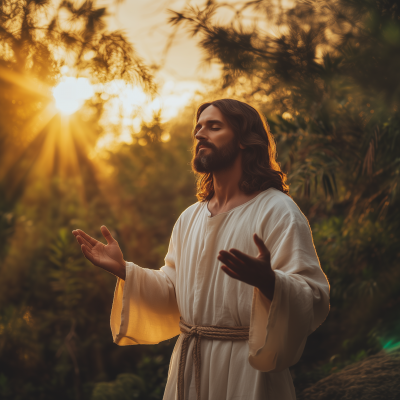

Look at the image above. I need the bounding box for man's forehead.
[198,105,225,124]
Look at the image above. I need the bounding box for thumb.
[253,233,270,257]
[100,225,115,244]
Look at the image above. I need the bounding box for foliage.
[104,112,196,266]
[0,114,195,400]
[0,0,154,85]
[91,341,177,400]
[0,0,155,218]
[0,1,187,399]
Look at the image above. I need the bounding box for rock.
[298,350,400,400]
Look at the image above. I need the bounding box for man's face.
[193,105,240,173]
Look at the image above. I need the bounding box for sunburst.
[0,66,100,206]
[52,77,94,115]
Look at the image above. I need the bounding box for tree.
[0,0,155,209]
[0,1,163,399]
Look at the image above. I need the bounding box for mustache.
[196,142,216,154]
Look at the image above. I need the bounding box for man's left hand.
[217,233,275,301]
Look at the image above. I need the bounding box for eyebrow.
[194,119,224,131]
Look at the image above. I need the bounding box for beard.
[192,137,240,173]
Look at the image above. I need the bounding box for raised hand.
[217,233,275,301]
[72,226,126,280]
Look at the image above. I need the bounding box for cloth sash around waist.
[178,318,250,400]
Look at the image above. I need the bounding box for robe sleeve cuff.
[248,269,280,371]
[248,269,313,372]
[110,261,181,346]
[110,261,137,345]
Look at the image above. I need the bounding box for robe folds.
[110,188,330,400]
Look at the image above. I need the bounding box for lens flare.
[52,77,94,115]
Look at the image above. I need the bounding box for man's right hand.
[72,226,126,280]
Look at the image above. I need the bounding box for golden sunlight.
[52,77,94,115]
[98,80,201,144]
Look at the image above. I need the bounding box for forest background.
[0,0,399,399]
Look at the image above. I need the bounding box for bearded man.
[72,99,330,400]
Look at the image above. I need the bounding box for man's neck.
[207,153,261,217]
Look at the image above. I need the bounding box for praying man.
[72,99,330,400]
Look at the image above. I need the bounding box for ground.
[298,350,400,400]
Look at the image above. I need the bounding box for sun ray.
[24,102,58,144]
[57,116,81,177]
[0,102,57,181]
[33,117,59,177]
[70,117,98,154]
[0,66,52,98]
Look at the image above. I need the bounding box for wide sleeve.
[248,196,330,372]
[110,224,181,346]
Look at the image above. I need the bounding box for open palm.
[72,226,126,279]
[217,233,275,301]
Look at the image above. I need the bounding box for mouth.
[197,144,212,153]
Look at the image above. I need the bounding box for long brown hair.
[192,99,289,201]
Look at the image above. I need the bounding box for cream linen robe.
[111,188,330,400]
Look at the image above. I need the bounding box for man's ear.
[239,142,246,150]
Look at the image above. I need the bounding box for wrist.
[257,270,275,302]
[117,260,126,280]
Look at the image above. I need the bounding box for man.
[72,99,330,400]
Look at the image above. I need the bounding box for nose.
[195,127,207,141]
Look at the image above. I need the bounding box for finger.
[221,265,242,281]
[73,229,98,246]
[218,254,245,275]
[81,244,95,264]
[253,234,270,256]
[229,248,255,264]
[76,235,93,250]
[217,252,243,271]
[218,250,246,268]
[100,225,115,244]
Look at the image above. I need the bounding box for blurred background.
[0,0,399,399]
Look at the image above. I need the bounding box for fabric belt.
[178,318,250,400]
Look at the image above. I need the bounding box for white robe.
[110,188,330,399]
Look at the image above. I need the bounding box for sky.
[107,0,221,84]
[106,0,285,83]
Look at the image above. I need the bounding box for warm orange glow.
[94,79,200,150]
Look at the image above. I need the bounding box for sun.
[52,77,94,115]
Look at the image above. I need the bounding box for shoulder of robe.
[257,188,309,228]
[174,202,203,227]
